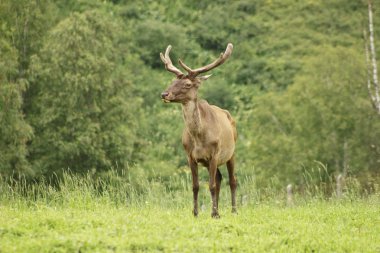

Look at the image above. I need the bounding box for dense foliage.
[0,0,379,187]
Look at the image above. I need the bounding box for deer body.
[160,44,237,218]
[182,100,236,167]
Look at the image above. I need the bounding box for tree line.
[0,0,379,188]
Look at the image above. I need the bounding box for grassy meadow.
[0,172,379,252]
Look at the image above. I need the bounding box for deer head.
[160,43,233,104]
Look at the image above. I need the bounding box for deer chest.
[192,145,210,162]
[188,137,219,164]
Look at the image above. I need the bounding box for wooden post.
[336,174,343,198]
[201,202,206,212]
[286,184,293,206]
[240,194,248,206]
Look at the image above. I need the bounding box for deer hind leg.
[208,159,220,218]
[215,168,222,211]
[189,158,199,217]
[227,155,237,213]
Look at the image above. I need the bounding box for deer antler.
[160,45,184,77]
[178,43,233,77]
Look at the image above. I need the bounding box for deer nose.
[161,92,169,99]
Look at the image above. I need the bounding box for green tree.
[0,37,33,176]
[28,10,139,175]
[244,47,380,185]
[0,0,58,78]
[0,0,59,177]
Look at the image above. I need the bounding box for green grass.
[1,201,379,252]
[0,172,379,252]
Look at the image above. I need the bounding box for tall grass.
[0,169,193,209]
[0,166,378,210]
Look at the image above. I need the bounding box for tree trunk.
[365,1,380,116]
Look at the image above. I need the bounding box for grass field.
[0,173,379,252]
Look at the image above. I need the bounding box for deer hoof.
[193,209,199,217]
[211,212,220,219]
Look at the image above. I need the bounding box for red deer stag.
[160,43,237,218]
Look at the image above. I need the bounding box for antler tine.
[160,45,184,77]
[178,43,233,77]
[178,59,193,74]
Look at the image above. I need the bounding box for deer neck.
[182,99,203,136]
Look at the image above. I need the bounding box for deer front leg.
[189,158,199,217]
[208,158,220,218]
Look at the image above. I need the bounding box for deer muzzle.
[161,92,171,103]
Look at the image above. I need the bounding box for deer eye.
[184,83,192,89]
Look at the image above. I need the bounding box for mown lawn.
[0,200,379,252]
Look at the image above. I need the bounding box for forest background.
[1,0,379,190]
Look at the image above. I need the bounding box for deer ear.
[198,74,212,81]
